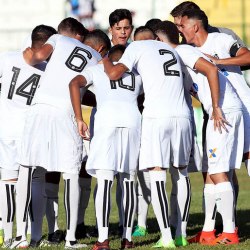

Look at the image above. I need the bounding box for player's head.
[179,9,208,44]
[170,1,200,29]
[109,9,133,46]
[154,21,179,45]
[58,17,89,41]
[108,44,126,62]
[83,29,111,58]
[145,18,162,33]
[31,25,57,49]
[133,26,156,41]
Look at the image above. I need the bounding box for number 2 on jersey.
[159,49,180,77]
[7,66,41,105]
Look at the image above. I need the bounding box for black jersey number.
[159,49,180,77]
[65,47,92,72]
[7,66,41,105]
[110,72,135,91]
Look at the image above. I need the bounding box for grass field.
[38,166,250,250]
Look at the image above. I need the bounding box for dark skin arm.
[69,75,90,139]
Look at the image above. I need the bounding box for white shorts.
[86,127,140,177]
[0,139,21,171]
[202,111,244,174]
[139,117,192,170]
[19,104,86,174]
[188,134,202,173]
[0,168,19,180]
[243,111,250,154]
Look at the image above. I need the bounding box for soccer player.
[0,24,56,248]
[11,18,110,249]
[70,44,142,250]
[102,26,200,248]
[178,9,250,244]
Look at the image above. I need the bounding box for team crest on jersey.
[209,148,217,158]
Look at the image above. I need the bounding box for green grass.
[40,166,250,249]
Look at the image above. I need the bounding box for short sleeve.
[82,67,94,85]
[45,34,60,50]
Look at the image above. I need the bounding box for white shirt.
[176,44,242,116]
[82,63,143,129]
[197,32,250,113]
[119,40,191,119]
[0,51,44,139]
[33,34,101,111]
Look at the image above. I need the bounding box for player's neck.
[193,30,208,47]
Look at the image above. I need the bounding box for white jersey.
[119,40,191,119]
[0,51,45,139]
[197,32,250,113]
[33,34,101,110]
[176,44,242,116]
[82,63,143,130]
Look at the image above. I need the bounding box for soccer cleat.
[211,231,239,245]
[65,240,87,249]
[152,238,176,248]
[188,230,216,245]
[175,236,188,247]
[75,223,90,239]
[2,239,13,248]
[10,236,29,249]
[132,225,148,237]
[29,239,50,248]
[121,238,134,249]
[48,229,65,244]
[92,239,110,250]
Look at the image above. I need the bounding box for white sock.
[15,166,35,239]
[116,174,123,227]
[245,159,250,176]
[63,173,80,242]
[202,184,216,231]
[0,180,16,241]
[30,168,46,241]
[170,168,191,238]
[120,173,136,241]
[170,174,177,229]
[215,182,235,233]
[78,177,91,225]
[95,170,114,242]
[45,182,59,234]
[149,170,172,244]
[136,171,151,228]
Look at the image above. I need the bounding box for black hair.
[31,24,57,47]
[84,29,111,52]
[145,18,162,32]
[170,1,200,17]
[182,9,209,31]
[108,44,126,62]
[155,21,179,44]
[109,9,133,27]
[134,26,156,39]
[58,17,89,37]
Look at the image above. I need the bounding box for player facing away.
[0,25,56,248]
[70,44,143,250]
[102,33,195,248]
[178,10,247,245]
[11,18,110,249]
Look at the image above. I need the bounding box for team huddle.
[0,1,250,249]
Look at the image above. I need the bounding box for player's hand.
[23,47,34,65]
[76,119,90,140]
[211,106,230,133]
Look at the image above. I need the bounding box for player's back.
[0,51,44,139]
[34,34,100,109]
[119,40,190,119]
[83,63,142,129]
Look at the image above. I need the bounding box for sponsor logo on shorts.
[209,148,217,158]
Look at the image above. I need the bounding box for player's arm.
[69,75,90,139]
[194,57,229,133]
[23,44,53,65]
[102,57,128,80]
